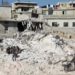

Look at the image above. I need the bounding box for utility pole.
[2,0,4,5]
[18,0,20,1]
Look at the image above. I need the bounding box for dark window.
[62,10,67,15]
[4,21,9,24]
[73,4,75,7]
[31,13,39,18]
[73,22,75,27]
[21,8,29,11]
[64,22,68,27]
[42,11,46,15]
[14,15,18,18]
[52,22,59,27]
[5,26,8,30]
[21,8,23,11]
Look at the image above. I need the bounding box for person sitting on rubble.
[11,46,18,61]
[62,61,72,72]
[15,46,20,53]
[6,47,11,54]
[71,54,75,70]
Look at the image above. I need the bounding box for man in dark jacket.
[11,46,17,61]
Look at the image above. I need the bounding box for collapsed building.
[1,1,75,39]
[0,1,51,39]
[0,30,75,75]
[0,19,44,38]
[0,1,75,75]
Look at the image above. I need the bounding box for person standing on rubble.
[59,39,64,50]
[15,46,20,53]
[71,54,75,70]
[11,46,17,61]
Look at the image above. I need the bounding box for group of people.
[6,46,20,61]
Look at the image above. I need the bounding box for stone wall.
[0,21,18,38]
[0,6,11,19]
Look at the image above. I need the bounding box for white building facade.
[0,6,11,19]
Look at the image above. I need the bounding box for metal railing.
[15,5,34,8]
[43,15,75,19]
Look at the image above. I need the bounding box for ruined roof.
[13,1,37,5]
[0,19,20,22]
[0,5,11,7]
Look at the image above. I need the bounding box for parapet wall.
[42,26,75,39]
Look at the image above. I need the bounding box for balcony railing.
[15,5,34,8]
[43,15,75,19]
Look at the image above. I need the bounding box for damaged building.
[11,1,37,19]
[0,1,75,75]
[1,1,75,39]
[0,20,18,38]
[0,1,44,39]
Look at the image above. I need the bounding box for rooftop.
[0,19,20,22]
[13,1,37,5]
[43,15,75,19]
[69,1,75,4]
[0,5,11,7]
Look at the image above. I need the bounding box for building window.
[73,22,75,27]
[21,8,29,11]
[73,4,75,7]
[62,10,67,15]
[4,21,9,24]
[14,15,18,18]
[20,13,22,15]
[5,26,8,30]
[52,22,59,27]
[64,22,68,27]
[42,11,46,15]
[61,4,63,6]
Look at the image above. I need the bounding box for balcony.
[15,5,34,9]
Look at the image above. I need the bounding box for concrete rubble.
[0,30,75,75]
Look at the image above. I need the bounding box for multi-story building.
[0,1,42,38]
[11,1,37,19]
[41,1,75,37]
[0,1,75,39]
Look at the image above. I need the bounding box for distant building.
[11,1,37,19]
[40,1,75,35]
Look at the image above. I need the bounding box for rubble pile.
[0,30,75,75]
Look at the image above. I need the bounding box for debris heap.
[0,30,75,75]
